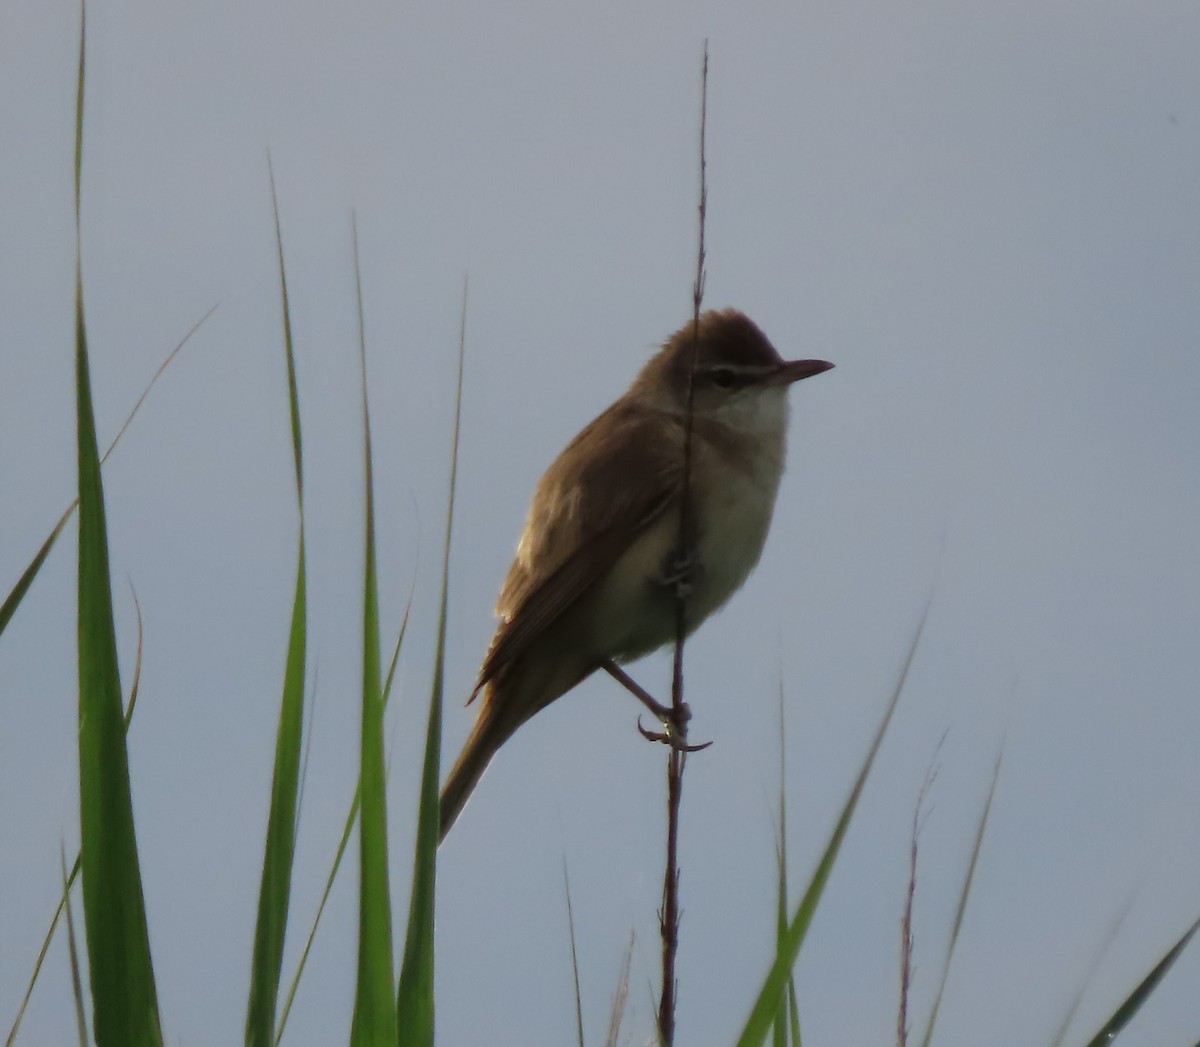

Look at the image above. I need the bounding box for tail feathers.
[438,702,519,844]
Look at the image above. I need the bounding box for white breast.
[690,455,781,625]
[689,386,789,627]
[586,386,791,664]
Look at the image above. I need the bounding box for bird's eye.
[710,368,738,390]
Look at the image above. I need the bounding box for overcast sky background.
[2,2,1199,1045]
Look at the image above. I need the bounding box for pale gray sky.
[2,2,1199,1045]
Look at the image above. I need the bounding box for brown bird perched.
[439,310,832,841]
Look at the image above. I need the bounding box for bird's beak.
[770,359,835,386]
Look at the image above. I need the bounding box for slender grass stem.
[658,40,709,1047]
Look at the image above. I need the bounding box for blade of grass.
[123,581,144,728]
[0,306,214,644]
[348,213,396,1047]
[244,160,308,1047]
[899,744,941,1047]
[563,856,586,1047]
[780,681,802,1047]
[6,588,144,1047]
[772,683,798,1047]
[916,743,1003,1047]
[396,279,467,1043]
[605,931,635,1047]
[4,854,79,1047]
[899,820,915,1047]
[277,789,359,1043]
[1079,914,1200,1047]
[60,845,88,1047]
[786,982,801,1047]
[736,600,931,1047]
[73,5,162,1043]
[273,596,412,1045]
[294,666,320,843]
[1048,896,1135,1047]
[0,511,72,642]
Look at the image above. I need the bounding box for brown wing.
[472,400,683,696]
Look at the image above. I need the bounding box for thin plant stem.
[898,747,940,1047]
[659,40,709,1047]
[562,857,586,1047]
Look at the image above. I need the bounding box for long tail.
[440,655,594,843]
[438,696,521,844]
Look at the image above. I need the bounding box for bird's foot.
[599,661,713,752]
[637,711,713,752]
[655,548,702,600]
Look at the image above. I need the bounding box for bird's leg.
[602,661,674,720]
[600,660,713,753]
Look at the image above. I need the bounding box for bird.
[439,309,832,841]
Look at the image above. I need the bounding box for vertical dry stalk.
[898,811,917,1047]
[659,40,709,1047]
[900,751,940,1047]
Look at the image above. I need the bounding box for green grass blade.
[0,509,71,640]
[786,982,801,1047]
[4,852,78,1047]
[73,6,162,1043]
[916,744,1003,1047]
[276,787,359,1043]
[772,836,788,1047]
[1048,897,1135,1047]
[772,684,795,1047]
[244,163,308,1047]
[778,686,803,1047]
[122,582,144,728]
[243,497,304,1043]
[381,594,410,710]
[7,597,144,1047]
[396,280,467,1044]
[274,597,413,1045]
[60,845,88,1047]
[0,306,213,646]
[736,601,931,1047]
[1079,914,1200,1047]
[348,213,396,1046]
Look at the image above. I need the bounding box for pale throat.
[683,385,791,623]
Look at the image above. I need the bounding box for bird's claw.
[636,713,713,753]
[601,661,711,751]
[656,549,702,600]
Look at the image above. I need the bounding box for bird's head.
[633,309,833,429]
